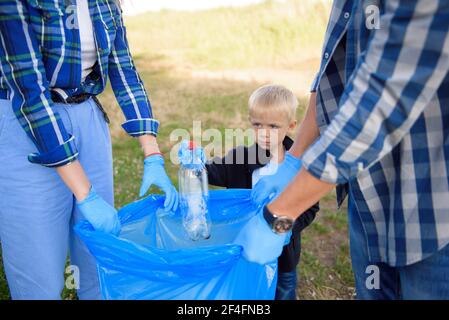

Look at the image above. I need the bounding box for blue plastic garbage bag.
[75,189,278,300]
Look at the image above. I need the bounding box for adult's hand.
[234,208,290,265]
[139,154,179,212]
[77,187,121,235]
[251,152,302,205]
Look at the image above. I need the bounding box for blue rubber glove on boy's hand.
[140,154,179,212]
[76,187,121,235]
[234,209,289,265]
[251,152,302,205]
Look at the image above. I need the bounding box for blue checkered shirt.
[0,0,159,167]
[302,0,449,266]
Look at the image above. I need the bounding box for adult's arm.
[0,1,91,200]
[289,92,320,158]
[107,3,161,156]
[0,0,78,166]
[269,0,449,219]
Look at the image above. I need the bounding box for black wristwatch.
[263,206,294,234]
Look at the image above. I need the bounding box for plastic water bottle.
[178,141,211,241]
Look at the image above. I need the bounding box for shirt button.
[344,12,350,19]
[324,52,330,59]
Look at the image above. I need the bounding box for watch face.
[272,216,294,234]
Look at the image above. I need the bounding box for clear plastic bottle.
[178,141,211,241]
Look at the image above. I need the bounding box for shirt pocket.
[99,2,118,41]
[29,0,65,18]
[28,0,65,49]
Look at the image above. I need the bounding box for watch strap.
[263,206,276,226]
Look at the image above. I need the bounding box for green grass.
[0,0,356,300]
[125,0,330,70]
[297,199,354,300]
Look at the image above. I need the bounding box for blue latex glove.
[178,140,206,167]
[76,187,121,235]
[251,152,302,205]
[234,209,289,265]
[140,154,179,212]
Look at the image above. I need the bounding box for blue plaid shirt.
[0,0,159,167]
[303,0,449,266]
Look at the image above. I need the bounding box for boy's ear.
[289,119,297,130]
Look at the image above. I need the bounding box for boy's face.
[249,111,296,151]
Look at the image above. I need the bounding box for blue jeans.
[348,195,449,300]
[0,98,113,299]
[275,271,297,300]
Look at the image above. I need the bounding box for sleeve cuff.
[28,135,79,167]
[302,151,342,185]
[301,138,357,185]
[121,118,160,137]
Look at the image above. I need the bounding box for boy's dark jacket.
[205,136,319,272]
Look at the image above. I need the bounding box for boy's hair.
[248,84,298,122]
